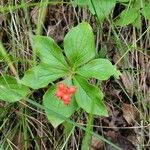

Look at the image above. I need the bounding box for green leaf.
[74,0,116,22]
[0,55,3,61]
[0,146,3,150]
[43,84,78,128]
[74,0,89,6]
[0,76,30,102]
[64,22,95,68]
[98,46,107,58]
[117,0,130,2]
[142,5,150,20]
[21,63,67,89]
[33,35,68,69]
[89,0,116,22]
[133,13,141,29]
[73,75,108,116]
[115,7,139,26]
[76,58,121,80]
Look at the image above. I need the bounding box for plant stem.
[0,42,19,79]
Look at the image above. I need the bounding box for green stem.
[36,0,49,35]
[0,42,19,79]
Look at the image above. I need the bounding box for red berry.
[62,94,70,101]
[55,90,63,98]
[64,100,70,105]
[62,87,69,94]
[58,83,65,90]
[55,83,76,105]
[68,86,77,94]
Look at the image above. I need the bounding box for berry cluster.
[55,83,77,105]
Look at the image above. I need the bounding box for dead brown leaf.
[121,71,134,96]
[122,103,139,124]
[90,136,104,150]
[30,6,39,25]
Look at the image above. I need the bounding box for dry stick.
[0,42,19,79]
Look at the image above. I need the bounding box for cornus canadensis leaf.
[74,0,116,22]
[142,4,150,20]
[77,58,121,80]
[33,35,68,69]
[73,75,108,116]
[43,85,77,128]
[21,35,69,89]
[74,0,89,6]
[21,63,67,89]
[89,0,116,22]
[64,22,95,68]
[133,13,141,29]
[117,0,130,2]
[115,7,139,26]
[0,76,30,102]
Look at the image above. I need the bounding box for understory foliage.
[1,22,120,128]
[0,0,150,149]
